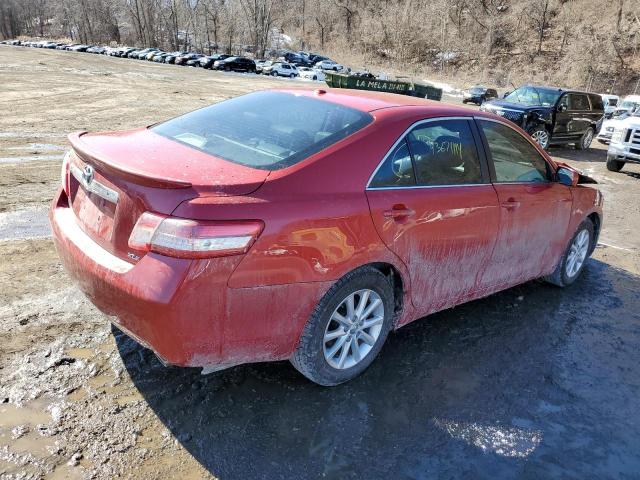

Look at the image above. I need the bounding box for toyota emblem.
[83,165,94,185]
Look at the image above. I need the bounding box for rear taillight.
[128,212,263,259]
[61,150,71,197]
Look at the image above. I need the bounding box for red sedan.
[50,89,603,385]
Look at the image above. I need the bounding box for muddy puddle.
[0,206,51,241]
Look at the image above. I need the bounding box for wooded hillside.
[1,0,639,94]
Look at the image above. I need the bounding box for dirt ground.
[1,46,639,480]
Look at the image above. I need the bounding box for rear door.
[567,93,592,137]
[366,118,501,317]
[476,119,572,288]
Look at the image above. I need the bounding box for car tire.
[290,266,395,386]
[527,125,550,150]
[225,66,231,71]
[290,73,295,78]
[575,127,594,150]
[312,75,317,80]
[606,157,625,172]
[271,71,278,77]
[544,220,594,287]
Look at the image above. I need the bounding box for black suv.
[462,86,498,105]
[213,56,256,73]
[480,85,604,150]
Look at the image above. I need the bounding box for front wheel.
[575,127,594,150]
[527,125,550,150]
[606,157,625,172]
[291,267,394,386]
[544,220,594,287]
[271,71,278,77]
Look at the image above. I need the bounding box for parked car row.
[0,39,342,82]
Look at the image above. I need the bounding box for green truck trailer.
[325,72,443,101]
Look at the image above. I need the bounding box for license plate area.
[71,181,117,241]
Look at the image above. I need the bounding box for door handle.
[383,206,415,219]
[500,199,520,210]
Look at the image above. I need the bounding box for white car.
[265,62,298,78]
[600,94,620,118]
[597,112,631,144]
[298,67,326,81]
[315,60,344,71]
[607,112,640,172]
[616,95,640,116]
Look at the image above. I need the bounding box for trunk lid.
[67,128,268,263]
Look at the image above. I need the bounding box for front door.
[366,118,501,318]
[476,119,573,288]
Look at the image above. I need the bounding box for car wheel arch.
[586,212,601,254]
[330,261,409,328]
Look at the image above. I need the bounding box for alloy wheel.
[323,289,384,370]
[566,229,589,278]
[531,130,549,149]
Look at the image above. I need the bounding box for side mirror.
[557,104,568,113]
[557,166,579,187]
[502,91,510,98]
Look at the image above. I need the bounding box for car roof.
[276,88,455,113]
[519,84,597,96]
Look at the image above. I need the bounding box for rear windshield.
[152,91,372,170]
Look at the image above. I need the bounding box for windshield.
[504,87,561,107]
[152,91,373,170]
[470,87,485,94]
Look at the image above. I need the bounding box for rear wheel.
[291,267,394,386]
[544,220,594,287]
[575,127,594,150]
[528,125,550,150]
[606,157,625,172]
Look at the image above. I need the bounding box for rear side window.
[369,139,415,188]
[569,94,590,111]
[408,120,483,185]
[589,94,604,111]
[369,119,484,188]
[152,92,372,170]
[478,120,550,183]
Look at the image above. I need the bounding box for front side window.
[152,91,373,170]
[478,120,550,183]
[369,119,483,188]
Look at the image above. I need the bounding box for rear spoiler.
[68,131,193,189]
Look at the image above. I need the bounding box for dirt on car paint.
[1,46,640,479]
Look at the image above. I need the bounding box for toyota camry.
[50,89,603,385]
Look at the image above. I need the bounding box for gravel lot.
[1,45,640,480]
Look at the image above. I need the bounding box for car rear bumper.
[50,191,239,367]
